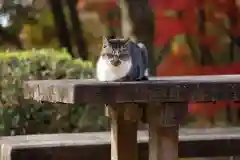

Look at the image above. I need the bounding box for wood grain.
[24,75,240,104]
[2,128,240,160]
[147,104,180,160]
[106,105,138,160]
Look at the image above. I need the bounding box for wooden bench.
[2,128,240,160]
[23,75,240,160]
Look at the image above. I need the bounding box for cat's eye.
[106,53,114,58]
[119,54,129,61]
[102,53,113,58]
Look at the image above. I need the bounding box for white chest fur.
[96,57,132,81]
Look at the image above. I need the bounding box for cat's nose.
[111,59,121,66]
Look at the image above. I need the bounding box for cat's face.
[100,37,131,67]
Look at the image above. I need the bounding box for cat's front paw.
[136,76,148,81]
[141,76,148,80]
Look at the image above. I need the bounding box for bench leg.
[147,103,186,160]
[149,125,178,160]
[106,104,139,160]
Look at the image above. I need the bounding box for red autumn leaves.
[150,0,201,11]
[157,54,240,116]
[151,0,240,46]
[151,0,199,45]
[153,0,240,117]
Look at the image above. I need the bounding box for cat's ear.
[102,36,109,47]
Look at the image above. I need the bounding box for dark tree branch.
[0,26,23,49]
[177,12,200,65]
[66,0,89,60]
[106,6,121,38]
[120,0,156,75]
[49,0,73,56]
[198,7,214,66]
[228,0,238,63]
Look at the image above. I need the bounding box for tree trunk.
[119,0,156,75]
[0,26,23,49]
[66,0,88,60]
[198,7,214,66]
[49,0,73,56]
[106,6,121,38]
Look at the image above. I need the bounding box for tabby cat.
[96,37,148,81]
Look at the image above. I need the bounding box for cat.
[96,37,149,81]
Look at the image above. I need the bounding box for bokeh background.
[0,0,240,137]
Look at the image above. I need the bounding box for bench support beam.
[149,125,178,160]
[106,104,140,160]
[147,103,186,160]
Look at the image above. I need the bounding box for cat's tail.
[137,43,149,77]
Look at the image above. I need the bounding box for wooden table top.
[23,75,240,104]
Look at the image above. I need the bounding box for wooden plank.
[148,126,178,160]
[106,105,138,160]
[24,75,240,104]
[3,128,240,147]
[2,128,240,160]
[110,113,137,160]
[147,104,182,160]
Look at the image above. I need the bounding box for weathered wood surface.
[106,104,139,160]
[147,104,180,160]
[22,75,240,160]
[24,75,240,104]
[2,128,240,160]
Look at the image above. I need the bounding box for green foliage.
[20,7,59,48]
[0,49,108,136]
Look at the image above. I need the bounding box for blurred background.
[0,0,240,140]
